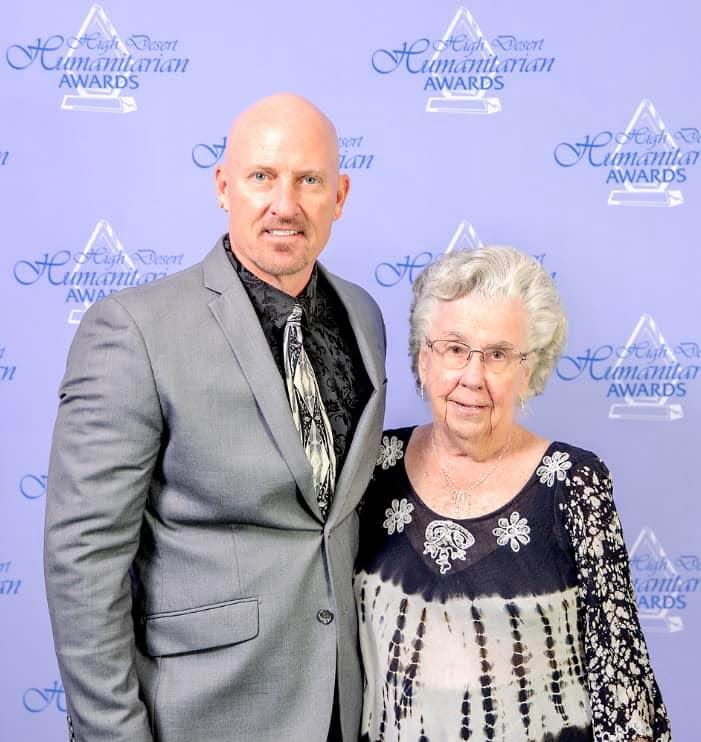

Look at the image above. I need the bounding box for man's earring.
[419,382,424,400]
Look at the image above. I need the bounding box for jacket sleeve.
[44,297,162,742]
[559,456,671,742]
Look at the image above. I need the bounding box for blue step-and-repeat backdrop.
[2,1,698,739]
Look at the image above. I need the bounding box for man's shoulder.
[117,259,205,305]
[83,243,224,331]
[107,239,227,313]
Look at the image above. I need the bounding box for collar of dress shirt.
[223,234,320,329]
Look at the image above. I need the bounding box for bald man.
[44,94,386,742]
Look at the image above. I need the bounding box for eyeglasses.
[425,338,531,373]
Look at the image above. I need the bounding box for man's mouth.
[264,228,303,237]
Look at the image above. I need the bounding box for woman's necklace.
[431,429,513,516]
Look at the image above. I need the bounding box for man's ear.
[215,165,230,211]
[333,174,350,220]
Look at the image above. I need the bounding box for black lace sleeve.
[559,456,671,741]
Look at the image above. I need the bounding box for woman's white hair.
[409,245,567,400]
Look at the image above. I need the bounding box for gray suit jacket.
[44,238,386,742]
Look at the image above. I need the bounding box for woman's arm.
[559,456,671,742]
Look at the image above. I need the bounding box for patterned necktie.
[283,303,336,518]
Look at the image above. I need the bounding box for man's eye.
[446,343,466,355]
[252,172,268,181]
[488,349,507,361]
[302,175,320,185]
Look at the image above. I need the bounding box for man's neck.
[231,252,313,297]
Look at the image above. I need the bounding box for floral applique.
[536,450,572,487]
[423,520,475,574]
[493,511,531,552]
[377,435,404,470]
[383,498,414,535]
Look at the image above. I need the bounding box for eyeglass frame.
[425,338,533,371]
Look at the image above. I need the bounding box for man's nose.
[270,179,299,218]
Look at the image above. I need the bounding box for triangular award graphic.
[426,7,501,114]
[608,99,683,207]
[629,528,683,633]
[444,220,484,253]
[68,220,138,324]
[61,4,137,113]
[608,314,683,421]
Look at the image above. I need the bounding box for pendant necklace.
[431,429,513,516]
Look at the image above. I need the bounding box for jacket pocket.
[143,597,259,657]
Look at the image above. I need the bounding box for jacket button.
[317,608,334,625]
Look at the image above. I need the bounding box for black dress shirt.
[224,236,372,479]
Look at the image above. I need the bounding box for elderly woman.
[354,246,670,741]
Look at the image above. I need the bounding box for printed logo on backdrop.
[20,474,48,500]
[0,150,9,166]
[0,346,17,382]
[23,681,66,714]
[374,219,557,287]
[338,135,375,170]
[630,527,700,633]
[556,314,699,421]
[192,137,227,169]
[0,560,21,596]
[370,5,555,114]
[554,98,700,207]
[191,135,375,171]
[5,3,190,113]
[12,220,184,324]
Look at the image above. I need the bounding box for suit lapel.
[203,242,321,519]
[202,242,386,526]
[321,268,385,392]
[321,268,386,525]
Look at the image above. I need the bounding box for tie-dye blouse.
[354,427,670,742]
